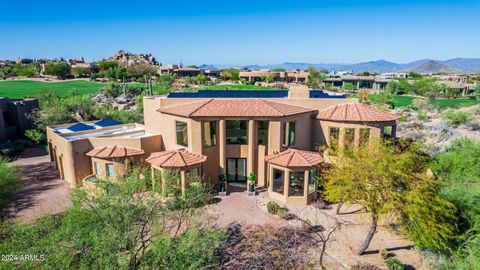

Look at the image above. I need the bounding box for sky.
[0,0,479,65]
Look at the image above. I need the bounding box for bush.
[412,98,428,111]
[416,110,428,120]
[266,201,280,214]
[442,109,473,126]
[384,257,405,270]
[0,157,20,209]
[25,129,45,145]
[276,208,289,219]
[398,114,408,122]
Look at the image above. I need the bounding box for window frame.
[257,121,269,146]
[308,169,317,194]
[106,163,115,177]
[175,121,189,147]
[226,120,248,145]
[94,162,102,176]
[288,170,305,197]
[272,168,285,195]
[203,121,217,147]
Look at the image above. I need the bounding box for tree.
[265,74,275,83]
[306,67,327,88]
[323,141,457,255]
[44,62,71,80]
[342,82,358,91]
[71,67,89,78]
[221,68,240,81]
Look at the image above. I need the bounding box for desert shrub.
[385,257,405,270]
[351,262,382,270]
[442,109,473,126]
[276,208,289,219]
[0,157,20,209]
[416,110,428,120]
[412,98,428,111]
[25,129,45,144]
[266,201,280,214]
[398,114,408,122]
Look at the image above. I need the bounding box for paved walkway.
[205,186,278,228]
[4,147,71,221]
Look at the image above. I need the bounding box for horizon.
[1,0,479,65]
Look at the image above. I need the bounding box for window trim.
[94,162,102,176]
[175,120,189,147]
[288,170,305,197]
[272,168,285,195]
[203,121,217,147]
[106,163,115,177]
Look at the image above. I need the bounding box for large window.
[94,162,101,176]
[359,128,370,148]
[272,168,285,195]
[344,128,355,153]
[383,126,393,139]
[329,127,340,151]
[257,121,269,146]
[309,169,317,194]
[203,121,217,147]
[226,120,247,145]
[289,171,305,197]
[176,121,188,147]
[282,121,296,146]
[106,163,115,177]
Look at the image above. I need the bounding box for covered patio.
[146,149,207,196]
[265,148,324,205]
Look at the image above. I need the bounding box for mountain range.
[209,58,480,74]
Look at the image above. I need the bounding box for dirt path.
[4,147,71,221]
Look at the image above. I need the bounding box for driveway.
[3,147,71,221]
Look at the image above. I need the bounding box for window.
[344,128,355,153]
[289,171,305,197]
[282,121,296,146]
[257,121,269,146]
[383,126,393,139]
[176,121,188,147]
[309,169,317,194]
[203,121,217,147]
[94,162,101,176]
[106,163,115,177]
[288,121,296,146]
[226,120,247,145]
[186,167,199,180]
[329,127,340,151]
[359,128,370,148]
[272,168,285,195]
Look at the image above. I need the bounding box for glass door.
[226,158,247,182]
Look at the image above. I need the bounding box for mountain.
[213,58,480,73]
[440,58,480,72]
[406,60,459,74]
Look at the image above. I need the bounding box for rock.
[116,94,128,104]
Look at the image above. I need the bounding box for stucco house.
[47,86,398,205]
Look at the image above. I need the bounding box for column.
[284,169,290,203]
[219,120,226,175]
[180,170,186,197]
[247,120,255,177]
[151,167,155,191]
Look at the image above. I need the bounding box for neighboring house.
[47,86,398,205]
[239,69,309,83]
[323,75,389,90]
[0,97,39,142]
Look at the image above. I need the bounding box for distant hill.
[406,60,459,74]
[216,58,480,73]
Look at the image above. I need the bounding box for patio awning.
[265,148,324,168]
[146,149,207,169]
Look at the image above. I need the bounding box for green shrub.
[385,257,405,270]
[442,109,473,126]
[266,201,280,214]
[0,157,20,209]
[398,114,408,122]
[416,110,428,120]
[276,208,289,219]
[25,129,45,145]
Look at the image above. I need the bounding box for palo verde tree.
[323,141,457,255]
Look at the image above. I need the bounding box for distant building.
[15,57,34,64]
[158,65,202,77]
[239,69,309,83]
[379,72,407,79]
[323,75,389,90]
[0,98,39,142]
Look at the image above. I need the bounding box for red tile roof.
[316,102,398,122]
[86,146,145,158]
[146,149,207,168]
[158,99,314,118]
[265,148,324,168]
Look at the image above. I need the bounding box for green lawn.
[393,95,479,109]
[0,80,105,98]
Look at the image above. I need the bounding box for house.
[47,86,398,205]
[0,97,39,142]
[239,69,309,83]
[158,65,202,77]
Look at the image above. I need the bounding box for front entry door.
[227,158,247,182]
